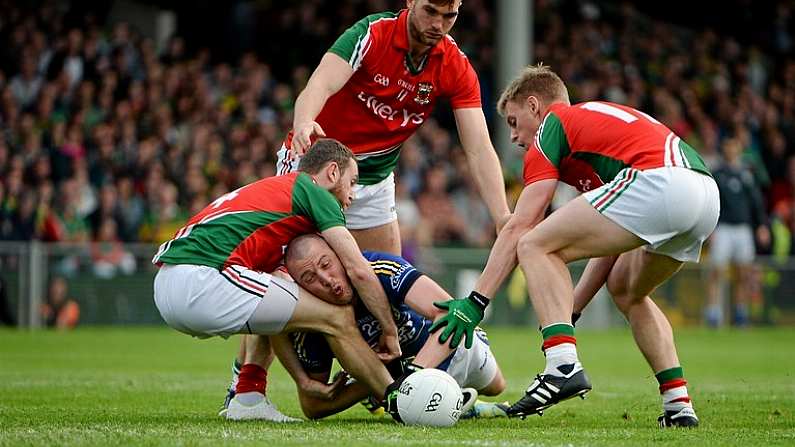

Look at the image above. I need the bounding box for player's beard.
[408,8,442,48]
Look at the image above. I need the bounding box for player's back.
[153,172,341,272]
[527,101,711,192]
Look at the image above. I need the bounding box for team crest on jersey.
[414,82,433,105]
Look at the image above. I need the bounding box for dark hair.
[298,138,355,175]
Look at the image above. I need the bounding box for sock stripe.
[655,366,684,385]
[659,378,688,393]
[669,396,691,404]
[542,335,577,350]
[541,323,575,339]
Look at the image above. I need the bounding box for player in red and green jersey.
[279,0,509,255]
[152,139,403,422]
[431,65,720,428]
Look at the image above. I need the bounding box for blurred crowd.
[0,0,793,264]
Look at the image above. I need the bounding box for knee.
[479,371,506,396]
[607,275,635,315]
[517,232,544,262]
[323,305,357,338]
[299,396,324,420]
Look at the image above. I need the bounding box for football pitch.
[1,327,793,446]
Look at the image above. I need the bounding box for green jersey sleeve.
[328,12,397,70]
[534,112,571,169]
[291,173,346,231]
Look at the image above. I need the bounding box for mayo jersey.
[523,101,711,192]
[286,9,481,185]
[152,172,345,272]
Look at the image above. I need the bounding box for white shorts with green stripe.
[582,166,720,262]
[154,264,299,339]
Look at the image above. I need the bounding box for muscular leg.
[606,248,698,424]
[282,286,393,400]
[349,220,401,255]
[241,335,275,369]
[517,196,647,327]
[607,248,683,372]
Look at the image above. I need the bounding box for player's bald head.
[498,64,570,115]
[285,234,326,267]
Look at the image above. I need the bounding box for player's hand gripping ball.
[396,368,463,427]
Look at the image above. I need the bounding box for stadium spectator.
[0,0,792,255]
[706,137,770,327]
[40,276,80,329]
[91,217,136,279]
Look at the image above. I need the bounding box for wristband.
[468,291,491,310]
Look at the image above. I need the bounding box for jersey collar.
[393,9,446,57]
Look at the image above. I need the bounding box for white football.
[396,368,463,427]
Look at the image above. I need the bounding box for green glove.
[429,292,490,349]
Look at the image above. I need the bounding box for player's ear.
[526,95,540,115]
[327,161,339,183]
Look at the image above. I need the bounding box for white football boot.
[225,392,302,423]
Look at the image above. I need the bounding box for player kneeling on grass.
[432,65,719,428]
[270,234,508,420]
[152,139,404,422]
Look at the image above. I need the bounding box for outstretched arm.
[430,179,557,349]
[573,255,619,315]
[455,107,511,228]
[291,53,354,154]
[473,179,557,298]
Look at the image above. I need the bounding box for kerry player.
[152,139,402,422]
[432,65,719,428]
[279,0,510,255]
[271,234,508,420]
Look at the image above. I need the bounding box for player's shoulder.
[362,250,410,265]
[437,34,472,66]
[353,11,400,33]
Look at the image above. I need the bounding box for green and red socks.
[656,366,693,412]
[541,323,581,376]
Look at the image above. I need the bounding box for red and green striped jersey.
[152,172,345,272]
[285,9,481,185]
[523,101,711,191]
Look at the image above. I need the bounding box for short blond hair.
[497,64,569,115]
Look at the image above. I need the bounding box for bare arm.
[271,334,348,402]
[473,179,557,298]
[573,255,619,314]
[321,226,401,361]
[454,107,511,227]
[298,372,371,419]
[291,53,354,154]
[403,276,456,368]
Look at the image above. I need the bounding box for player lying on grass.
[431,65,719,428]
[270,234,508,420]
[152,139,403,422]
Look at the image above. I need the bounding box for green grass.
[1,327,793,446]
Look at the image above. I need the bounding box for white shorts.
[709,223,756,267]
[582,167,720,262]
[153,264,299,338]
[276,145,398,230]
[444,329,498,391]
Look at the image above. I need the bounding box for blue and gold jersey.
[291,251,432,374]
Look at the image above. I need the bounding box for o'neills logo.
[414,82,433,105]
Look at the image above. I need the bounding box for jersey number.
[581,102,661,125]
[211,189,240,209]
